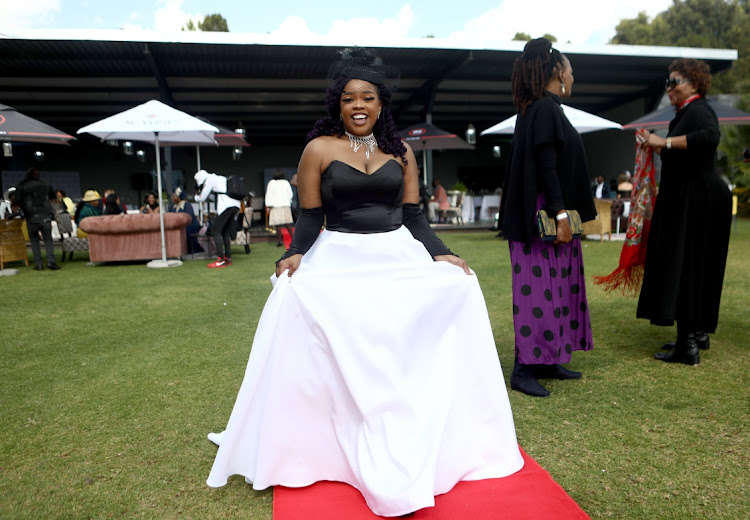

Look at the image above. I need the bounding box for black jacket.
[15,177,54,224]
[499,92,596,242]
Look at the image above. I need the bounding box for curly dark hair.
[669,58,711,96]
[306,69,408,164]
[511,38,567,115]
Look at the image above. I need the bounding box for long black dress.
[636,97,732,333]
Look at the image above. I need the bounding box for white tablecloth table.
[461,194,475,223]
[478,195,501,221]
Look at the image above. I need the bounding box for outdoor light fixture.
[2,142,11,157]
[492,145,502,158]
[136,149,146,163]
[233,146,243,161]
[123,141,134,155]
[106,139,118,147]
[34,150,45,162]
[465,124,476,145]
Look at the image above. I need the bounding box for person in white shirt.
[194,169,241,268]
[265,173,295,247]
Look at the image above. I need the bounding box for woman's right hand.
[554,216,572,245]
[276,254,303,278]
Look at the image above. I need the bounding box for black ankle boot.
[511,360,550,397]
[661,331,710,351]
[655,335,700,365]
[534,364,582,380]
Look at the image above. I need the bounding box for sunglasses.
[665,77,690,89]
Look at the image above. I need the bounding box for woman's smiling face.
[340,79,382,136]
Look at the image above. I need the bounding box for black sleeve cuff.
[276,207,325,265]
[402,203,455,258]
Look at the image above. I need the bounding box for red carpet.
[273,447,590,519]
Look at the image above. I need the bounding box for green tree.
[512,32,532,41]
[199,14,229,32]
[512,32,557,42]
[610,0,749,93]
[182,13,229,32]
[718,89,750,188]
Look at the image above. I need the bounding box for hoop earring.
[561,83,566,95]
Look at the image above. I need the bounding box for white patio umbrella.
[481,105,623,135]
[77,100,218,268]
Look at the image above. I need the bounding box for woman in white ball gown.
[206,47,524,518]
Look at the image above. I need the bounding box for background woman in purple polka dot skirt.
[498,38,597,397]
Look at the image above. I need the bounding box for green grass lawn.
[1,222,748,519]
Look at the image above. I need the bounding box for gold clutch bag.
[536,210,583,241]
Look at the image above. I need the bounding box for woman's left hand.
[554,218,572,245]
[435,254,473,275]
[637,129,666,154]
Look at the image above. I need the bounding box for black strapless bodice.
[321,160,404,234]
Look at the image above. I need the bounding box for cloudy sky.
[2,0,674,46]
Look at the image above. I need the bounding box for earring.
[378,111,381,120]
[561,83,566,95]
[339,114,343,121]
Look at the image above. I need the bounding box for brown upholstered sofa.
[78,213,192,262]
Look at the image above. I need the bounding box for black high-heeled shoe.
[655,336,700,365]
[660,331,710,351]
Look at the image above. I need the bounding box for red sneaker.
[224,257,232,266]
[207,257,226,268]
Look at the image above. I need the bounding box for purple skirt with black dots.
[508,206,594,365]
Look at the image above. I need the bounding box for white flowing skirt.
[206,226,524,517]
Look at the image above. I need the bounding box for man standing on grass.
[15,167,60,271]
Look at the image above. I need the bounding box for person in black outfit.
[14,167,60,270]
[636,59,732,365]
[592,175,610,199]
[103,193,125,215]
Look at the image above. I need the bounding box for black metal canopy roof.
[0,33,738,146]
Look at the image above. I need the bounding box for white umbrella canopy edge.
[77,100,219,144]
[481,105,623,135]
[77,99,219,268]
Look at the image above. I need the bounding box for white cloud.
[447,0,674,45]
[327,5,414,42]
[0,0,62,34]
[267,5,415,45]
[153,0,203,32]
[266,16,319,42]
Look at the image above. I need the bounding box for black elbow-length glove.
[276,207,325,265]
[402,203,455,258]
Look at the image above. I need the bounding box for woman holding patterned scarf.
[499,38,597,398]
[636,59,732,365]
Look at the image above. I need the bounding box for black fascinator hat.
[523,37,553,58]
[327,47,400,92]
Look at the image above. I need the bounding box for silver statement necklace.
[345,131,378,161]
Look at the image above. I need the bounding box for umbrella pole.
[147,132,181,268]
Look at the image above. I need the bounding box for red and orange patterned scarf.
[594,137,657,294]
